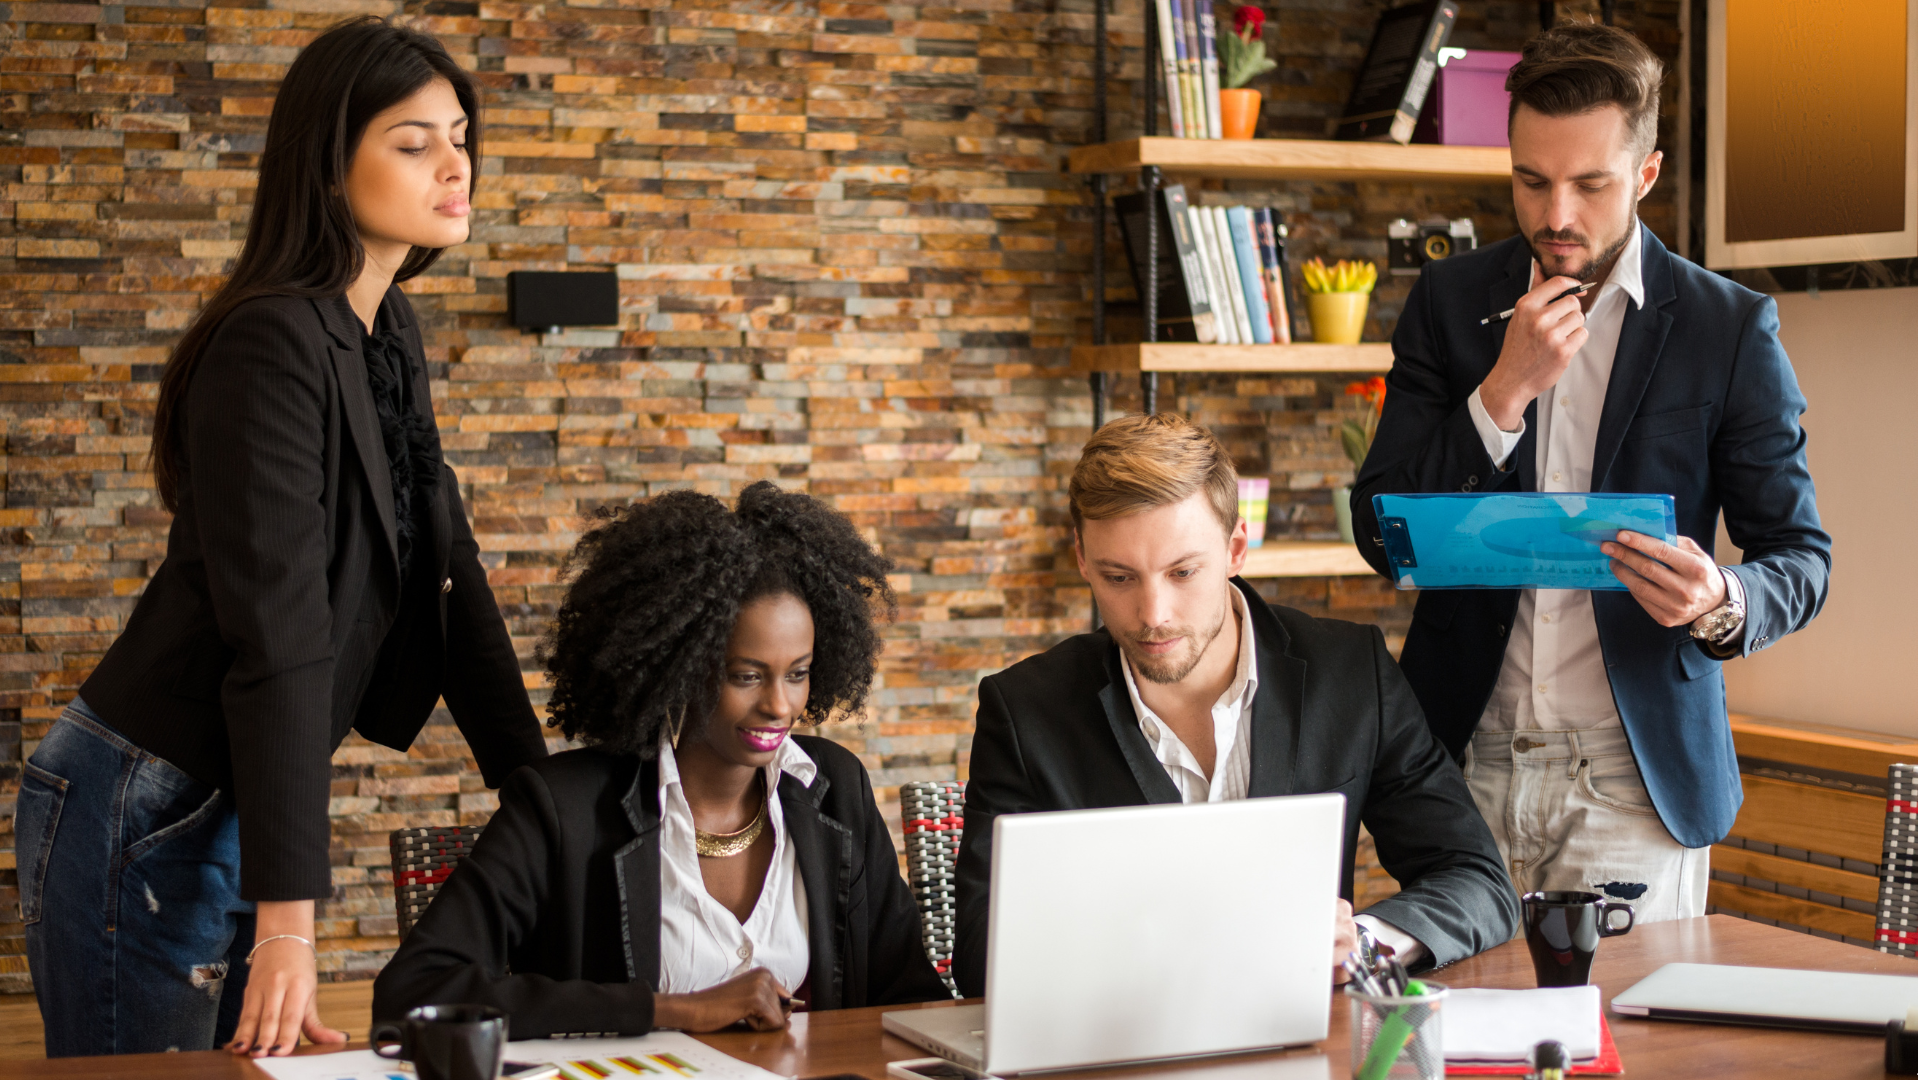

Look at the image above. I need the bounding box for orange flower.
[1344,381,1367,396]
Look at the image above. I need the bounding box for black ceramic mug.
[1521,890,1635,987]
[371,1004,507,1080]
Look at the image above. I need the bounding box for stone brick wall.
[0,0,1678,990]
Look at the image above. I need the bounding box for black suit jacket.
[1350,226,1830,848]
[372,737,950,1038]
[81,288,548,900]
[953,580,1518,996]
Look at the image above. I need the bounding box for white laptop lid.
[1610,963,1918,1030]
[982,794,1343,1074]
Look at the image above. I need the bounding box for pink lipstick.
[738,726,789,753]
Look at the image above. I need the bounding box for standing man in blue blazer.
[1351,23,1829,923]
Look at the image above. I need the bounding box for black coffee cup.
[371,1004,507,1080]
[1521,890,1634,987]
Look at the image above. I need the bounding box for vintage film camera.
[1388,217,1478,276]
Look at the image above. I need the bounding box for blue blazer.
[1350,225,1830,849]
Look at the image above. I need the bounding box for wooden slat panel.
[1731,774,1887,864]
[1730,714,1917,777]
[1241,542,1375,579]
[1066,137,1514,181]
[1710,844,1881,903]
[1069,342,1395,374]
[1708,880,1877,939]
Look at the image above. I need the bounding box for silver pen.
[1481,281,1597,325]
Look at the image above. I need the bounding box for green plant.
[1340,377,1386,469]
[1220,5,1277,89]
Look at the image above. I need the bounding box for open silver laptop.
[884,794,1344,1075]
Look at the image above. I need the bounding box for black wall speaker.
[506,271,620,333]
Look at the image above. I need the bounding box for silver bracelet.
[247,934,316,966]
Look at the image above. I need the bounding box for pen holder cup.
[1346,981,1447,1080]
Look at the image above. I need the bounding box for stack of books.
[1151,0,1221,139]
[1115,184,1296,346]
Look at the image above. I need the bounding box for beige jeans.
[1463,725,1709,932]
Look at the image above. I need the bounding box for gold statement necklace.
[695,800,768,858]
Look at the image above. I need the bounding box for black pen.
[1481,281,1597,325]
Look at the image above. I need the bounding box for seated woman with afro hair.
[373,482,949,1036]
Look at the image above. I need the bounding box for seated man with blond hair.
[953,414,1517,993]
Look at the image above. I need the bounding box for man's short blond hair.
[1069,414,1239,536]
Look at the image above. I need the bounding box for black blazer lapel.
[1592,225,1679,490]
[615,758,664,987]
[1095,635,1183,805]
[781,772,850,1009]
[317,295,400,572]
[1238,579,1307,798]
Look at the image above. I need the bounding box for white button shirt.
[656,737,813,993]
[1119,586,1426,962]
[1466,228,1644,731]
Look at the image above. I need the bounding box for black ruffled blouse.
[361,316,442,583]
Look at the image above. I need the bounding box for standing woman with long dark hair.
[11,17,548,1059]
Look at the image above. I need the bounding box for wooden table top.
[2,916,1910,1079]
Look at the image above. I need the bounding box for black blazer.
[372,737,950,1038]
[81,288,548,900]
[953,580,1518,996]
[1350,226,1830,848]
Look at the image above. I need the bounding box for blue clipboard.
[1370,492,1678,591]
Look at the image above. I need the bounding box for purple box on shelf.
[1413,50,1521,147]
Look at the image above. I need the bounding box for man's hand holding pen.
[1477,274,1592,432]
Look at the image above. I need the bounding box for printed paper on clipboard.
[1370,492,1677,591]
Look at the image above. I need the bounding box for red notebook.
[1444,1015,1624,1076]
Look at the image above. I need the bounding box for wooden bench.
[1709,715,1916,945]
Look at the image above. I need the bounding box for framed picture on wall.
[1705,0,1918,269]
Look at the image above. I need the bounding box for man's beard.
[1527,214,1634,283]
[1121,603,1230,686]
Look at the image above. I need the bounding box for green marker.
[1357,979,1428,1080]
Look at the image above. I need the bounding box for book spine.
[1208,206,1253,343]
[1226,207,1274,345]
[1154,0,1186,138]
[1174,0,1203,140]
[1253,208,1291,344]
[1392,2,1457,144]
[1162,186,1217,343]
[1274,219,1301,338]
[1188,206,1237,344]
[1197,1,1223,139]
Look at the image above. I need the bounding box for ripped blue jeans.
[16,699,255,1056]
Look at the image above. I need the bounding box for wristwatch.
[1688,568,1746,643]
[1353,920,1384,969]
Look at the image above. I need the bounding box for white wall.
[1717,287,1918,738]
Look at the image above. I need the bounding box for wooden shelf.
[1729,714,1917,778]
[1072,342,1394,374]
[1067,137,1513,182]
[1241,541,1376,578]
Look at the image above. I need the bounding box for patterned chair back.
[390,825,485,940]
[1877,763,1917,958]
[899,780,966,998]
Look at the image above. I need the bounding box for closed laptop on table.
[1610,963,1918,1033]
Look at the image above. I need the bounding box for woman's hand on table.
[654,968,794,1032]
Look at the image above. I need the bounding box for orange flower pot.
[1219,88,1261,140]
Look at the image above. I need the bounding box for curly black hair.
[539,480,895,756]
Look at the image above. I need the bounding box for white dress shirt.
[656,737,812,994]
[1119,587,1427,963]
[1464,227,1744,731]
[1465,226,1645,732]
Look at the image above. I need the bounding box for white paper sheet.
[251,1031,788,1080]
[1440,985,1601,1062]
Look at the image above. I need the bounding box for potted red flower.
[1218,5,1277,139]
